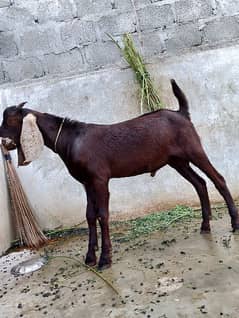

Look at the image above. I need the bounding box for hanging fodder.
[108,33,163,113]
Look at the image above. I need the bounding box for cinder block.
[0,0,11,8]
[0,6,35,32]
[19,25,64,56]
[141,30,166,57]
[14,0,75,23]
[0,32,18,58]
[84,41,122,68]
[75,0,113,18]
[203,16,239,44]
[61,19,97,51]
[0,15,10,32]
[97,11,136,40]
[19,28,49,56]
[111,0,133,10]
[164,23,202,53]
[0,65,5,83]
[73,19,97,44]
[0,11,10,32]
[175,0,214,23]
[132,0,150,9]
[137,3,174,31]
[217,0,239,16]
[47,26,65,54]
[75,0,133,18]
[44,49,85,75]
[3,57,44,82]
[39,0,75,23]
[75,0,132,17]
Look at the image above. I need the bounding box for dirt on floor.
[1,209,239,318]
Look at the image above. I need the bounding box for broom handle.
[1,143,12,161]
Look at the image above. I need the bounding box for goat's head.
[0,102,44,165]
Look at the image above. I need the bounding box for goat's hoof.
[98,262,111,271]
[200,223,211,233]
[200,229,211,234]
[200,225,211,234]
[85,254,97,267]
[98,263,111,271]
[98,256,112,270]
[232,226,239,233]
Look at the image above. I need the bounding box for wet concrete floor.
[1,210,239,318]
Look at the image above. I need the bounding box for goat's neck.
[35,112,67,155]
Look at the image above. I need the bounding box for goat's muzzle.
[1,138,31,166]
[1,137,17,151]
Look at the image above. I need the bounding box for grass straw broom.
[108,33,163,113]
[1,143,48,249]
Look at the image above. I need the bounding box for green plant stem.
[47,255,120,296]
[108,33,163,112]
[163,212,195,228]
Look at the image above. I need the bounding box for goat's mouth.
[1,137,17,150]
[1,138,31,166]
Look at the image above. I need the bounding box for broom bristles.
[1,144,48,248]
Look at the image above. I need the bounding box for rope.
[54,118,65,153]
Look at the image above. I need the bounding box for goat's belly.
[110,153,168,177]
[111,163,164,178]
[111,167,149,178]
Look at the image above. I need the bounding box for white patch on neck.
[20,114,44,163]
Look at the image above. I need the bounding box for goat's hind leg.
[170,159,212,232]
[191,152,239,231]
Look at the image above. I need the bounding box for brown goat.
[0,79,238,269]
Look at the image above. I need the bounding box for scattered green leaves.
[121,205,199,241]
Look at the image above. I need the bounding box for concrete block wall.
[0,0,239,84]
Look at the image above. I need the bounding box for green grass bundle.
[108,33,163,113]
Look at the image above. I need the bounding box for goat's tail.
[170,79,190,120]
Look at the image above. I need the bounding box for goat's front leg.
[85,185,98,267]
[93,179,112,270]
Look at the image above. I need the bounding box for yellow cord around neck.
[54,118,65,152]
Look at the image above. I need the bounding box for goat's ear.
[17,101,27,109]
[20,114,44,163]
